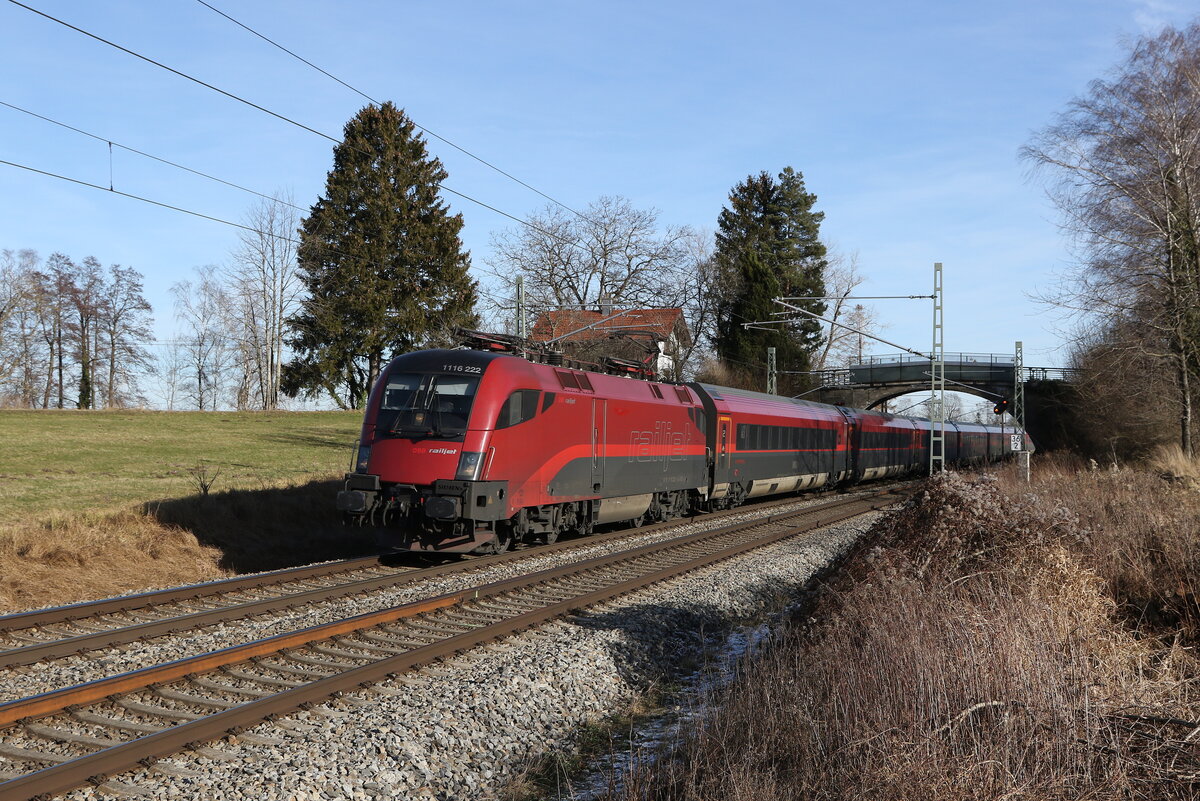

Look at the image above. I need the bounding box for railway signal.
[993,397,1010,415]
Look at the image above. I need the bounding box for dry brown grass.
[0,511,227,612]
[1147,443,1200,486]
[603,467,1200,800]
[0,478,375,613]
[999,454,1200,640]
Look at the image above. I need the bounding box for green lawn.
[0,409,363,526]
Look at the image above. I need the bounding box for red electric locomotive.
[338,348,1029,553]
[338,348,710,553]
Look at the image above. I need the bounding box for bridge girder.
[813,382,1011,411]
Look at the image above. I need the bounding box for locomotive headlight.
[354,445,372,474]
[455,451,484,480]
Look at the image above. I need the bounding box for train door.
[591,399,607,492]
[714,416,732,490]
[836,407,859,482]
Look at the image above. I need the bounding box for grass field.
[0,409,362,525]
[0,409,367,611]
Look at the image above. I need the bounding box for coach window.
[495,389,541,429]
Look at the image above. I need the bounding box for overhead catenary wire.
[0,99,307,212]
[5,0,584,252]
[193,0,589,223]
[0,158,280,237]
[0,157,478,296]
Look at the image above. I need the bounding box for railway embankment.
[584,456,1200,800]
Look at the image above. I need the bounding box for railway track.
[0,488,906,799]
[0,486,904,672]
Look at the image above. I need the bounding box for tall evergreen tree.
[283,102,478,409]
[713,167,828,392]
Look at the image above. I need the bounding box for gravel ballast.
[52,509,885,801]
[1,492,865,703]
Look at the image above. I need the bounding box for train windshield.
[377,372,480,439]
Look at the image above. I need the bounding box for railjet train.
[337,347,1027,553]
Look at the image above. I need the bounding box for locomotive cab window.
[378,372,480,439]
[496,389,541,429]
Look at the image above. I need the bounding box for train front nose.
[368,438,469,486]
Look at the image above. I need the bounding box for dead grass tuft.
[1147,443,1200,487]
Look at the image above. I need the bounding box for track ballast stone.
[0,492,849,703]
[58,511,882,801]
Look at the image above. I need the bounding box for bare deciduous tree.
[1023,24,1200,454]
[98,264,153,408]
[0,250,30,398]
[68,256,104,409]
[172,265,236,411]
[1,250,154,409]
[487,196,694,313]
[486,196,715,375]
[671,230,723,379]
[35,253,76,409]
[812,251,884,369]
[155,342,188,411]
[225,192,303,410]
[918,392,966,422]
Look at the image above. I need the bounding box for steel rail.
[0,566,431,669]
[0,485,908,666]
[0,556,388,632]
[0,491,900,800]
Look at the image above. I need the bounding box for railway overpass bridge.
[807,353,1080,450]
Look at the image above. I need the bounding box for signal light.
[993,398,1010,415]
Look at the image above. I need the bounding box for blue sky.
[3,0,1198,376]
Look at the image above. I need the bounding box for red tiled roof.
[530,308,689,345]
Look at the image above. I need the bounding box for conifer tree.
[712,167,827,392]
[283,103,478,409]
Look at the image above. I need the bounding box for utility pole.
[1014,340,1030,482]
[767,346,777,395]
[515,276,528,340]
[929,262,945,475]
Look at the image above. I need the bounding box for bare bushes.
[691,358,759,391]
[609,472,1200,800]
[1006,459,1200,641]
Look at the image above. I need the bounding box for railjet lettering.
[629,422,687,469]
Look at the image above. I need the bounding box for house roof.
[529,308,691,347]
